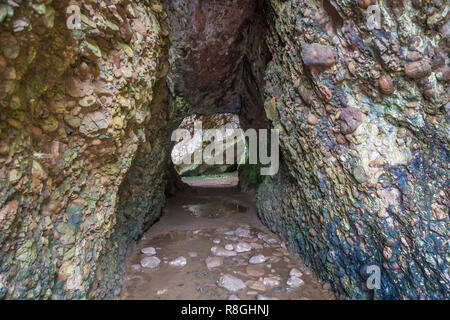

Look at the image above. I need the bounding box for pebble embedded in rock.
[0,5,7,24]
[0,143,9,155]
[302,43,336,71]
[379,75,394,94]
[246,280,266,292]
[140,256,161,269]
[218,274,246,292]
[1,33,19,59]
[65,76,93,98]
[339,107,365,135]
[405,60,432,79]
[0,55,5,73]
[262,276,280,287]
[169,256,187,267]
[357,0,376,9]
[3,66,15,80]
[289,268,303,278]
[79,95,97,107]
[235,242,252,253]
[234,227,251,238]
[307,113,318,125]
[246,265,265,277]
[287,276,304,288]
[211,246,236,257]
[205,256,223,269]
[336,134,347,145]
[79,111,112,137]
[141,247,156,256]
[249,255,266,264]
[225,244,234,251]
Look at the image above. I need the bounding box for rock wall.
[162,0,261,115]
[256,0,448,299]
[90,79,171,299]
[0,0,171,299]
[1,0,448,301]
[239,0,272,131]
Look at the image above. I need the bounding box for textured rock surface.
[162,0,261,115]
[1,0,448,301]
[218,274,246,292]
[0,0,170,299]
[256,0,449,299]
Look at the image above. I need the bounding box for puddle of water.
[120,227,333,300]
[182,202,248,219]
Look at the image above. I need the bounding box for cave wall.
[256,0,449,299]
[0,0,448,301]
[235,0,273,192]
[0,0,171,299]
[89,79,171,299]
[162,0,261,115]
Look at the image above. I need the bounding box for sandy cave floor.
[120,177,334,300]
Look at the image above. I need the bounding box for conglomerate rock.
[256,0,448,299]
[0,0,171,299]
[0,0,448,301]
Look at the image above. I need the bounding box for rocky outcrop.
[0,0,170,299]
[256,0,448,299]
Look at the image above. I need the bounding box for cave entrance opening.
[117,110,294,299]
[119,113,272,299]
[170,113,247,188]
[117,0,329,300]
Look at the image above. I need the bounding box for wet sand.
[120,178,333,300]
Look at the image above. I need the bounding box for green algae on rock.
[256,0,449,300]
[0,0,171,299]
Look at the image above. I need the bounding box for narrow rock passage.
[120,177,334,300]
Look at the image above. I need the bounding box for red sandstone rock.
[339,107,365,135]
[302,43,336,72]
[405,60,432,79]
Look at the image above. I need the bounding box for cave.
[0,0,448,301]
